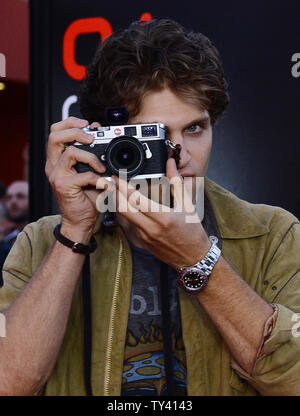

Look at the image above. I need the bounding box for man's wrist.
[60,222,94,245]
[177,237,211,270]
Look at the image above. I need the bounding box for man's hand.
[0,118,113,394]
[46,117,108,242]
[113,158,274,375]
[113,157,209,269]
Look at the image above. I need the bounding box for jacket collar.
[204,177,269,239]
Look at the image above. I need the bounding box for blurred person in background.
[0,182,6,226]
[0,182,15,243]
[0,181,29,282]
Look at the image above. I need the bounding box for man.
[0,19,299,396]
[0,181,29,282]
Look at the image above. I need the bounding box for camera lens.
[105,136,146,178]
[115,147,135,167]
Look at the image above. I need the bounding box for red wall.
[0,0,29,186]
[0,0,29,83]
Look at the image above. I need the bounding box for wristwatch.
[177,236,221,294]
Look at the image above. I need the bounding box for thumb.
[166,158,184,210]
[166,157,180,181]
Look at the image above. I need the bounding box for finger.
[113,176,145,212]
[166,157,180,181]
[113,176,167,218]
[90,121,101,129]
[50,116,89,132]
[96,176,116,192]
[94,177,116,214]
[166,158,182,204]
[47,128,94,176]
[54,171,102,195]
[48,126,94,151]
[85,187,107,210]
[114,180,154,229]
[181,177,198,216]
[73,171,100,188]
[166,158,195,214]
[56,145,106,174]
[113,176,155,212]
[49,128,93,147]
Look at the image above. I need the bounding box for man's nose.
[9,196,18,204]
[6,196,19,208]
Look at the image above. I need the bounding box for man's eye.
[185,124,202,133]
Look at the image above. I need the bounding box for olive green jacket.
[1,178,300,396]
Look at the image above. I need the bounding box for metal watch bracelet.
[197,236,221,276]
[178,236,221,294]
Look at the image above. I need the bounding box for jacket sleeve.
[0,227,33,312]
[232,217,300,395]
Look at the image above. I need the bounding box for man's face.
[5,181,29,223]
[129,87,212,178]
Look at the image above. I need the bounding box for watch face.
[180,268,208,293]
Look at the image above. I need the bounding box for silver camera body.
[73,122,168,179]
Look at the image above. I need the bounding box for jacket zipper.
[103,237,123,395]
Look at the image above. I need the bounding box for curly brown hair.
[80,18,229,125]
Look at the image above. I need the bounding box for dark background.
[29,0,300,221]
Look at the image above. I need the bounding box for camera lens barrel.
[105,136,146,178]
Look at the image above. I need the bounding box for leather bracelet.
[53,224,97,254]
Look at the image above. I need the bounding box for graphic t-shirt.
[121,242,187,396]
[121,194,222,396]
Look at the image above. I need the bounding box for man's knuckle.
[48,131,56,142]
[48,172,54,186]
[157,216,170,229]
[50,123,58,132]
[54,177,65,192]
[64,145,75,157]
[148,226,160,241]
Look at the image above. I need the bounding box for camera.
[72,107,168,179]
